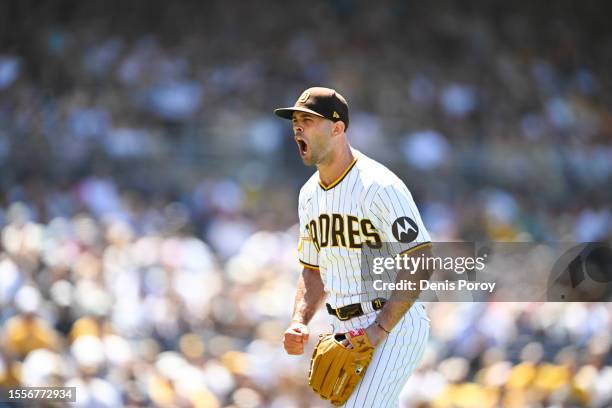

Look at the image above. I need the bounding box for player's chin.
[300,154,315,166]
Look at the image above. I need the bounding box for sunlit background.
[0,0,611,407]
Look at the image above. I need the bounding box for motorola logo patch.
[391,217,419,243]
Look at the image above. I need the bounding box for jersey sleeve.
[367,182,431,256]
[298,194,319,269]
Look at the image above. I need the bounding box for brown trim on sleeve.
[299,259,320,270]
[399,241,433,256]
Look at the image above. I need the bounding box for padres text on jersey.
[297,150,432,307]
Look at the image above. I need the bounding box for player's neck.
[318,145,355,187]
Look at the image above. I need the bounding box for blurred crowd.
[0,0,611,407]
[0,206,611,407]
[0,201,308,407]
[1,205,611,407]
[1,0,610,243]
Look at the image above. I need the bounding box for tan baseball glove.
[308,328,375,406]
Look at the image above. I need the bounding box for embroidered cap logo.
[298,90,310,103]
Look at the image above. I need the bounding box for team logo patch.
[391,217,419,243]
[298,90,310,103]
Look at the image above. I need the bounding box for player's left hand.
[340,325,387,348]
[366,324,388,347]
[365,324,388,347]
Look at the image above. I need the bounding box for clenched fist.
[283,321,309,355]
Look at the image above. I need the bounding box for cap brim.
[274,107,326,120]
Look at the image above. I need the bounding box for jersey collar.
[318,154,359,191]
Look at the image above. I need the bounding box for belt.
[326,298,386,321]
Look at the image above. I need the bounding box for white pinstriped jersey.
[297,150,431,308]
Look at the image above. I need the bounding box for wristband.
[375,320,391,334]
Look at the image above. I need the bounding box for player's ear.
[332,121,345,136]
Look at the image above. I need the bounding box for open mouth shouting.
[295,136,309,157]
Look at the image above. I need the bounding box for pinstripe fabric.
[331,304,430,408]
[297,150,431,308]
[297,150,431,406]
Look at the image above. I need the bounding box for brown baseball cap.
[274,87,349,129]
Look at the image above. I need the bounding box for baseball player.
[276,87,432,407]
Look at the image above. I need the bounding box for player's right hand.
[283,321,309,355]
